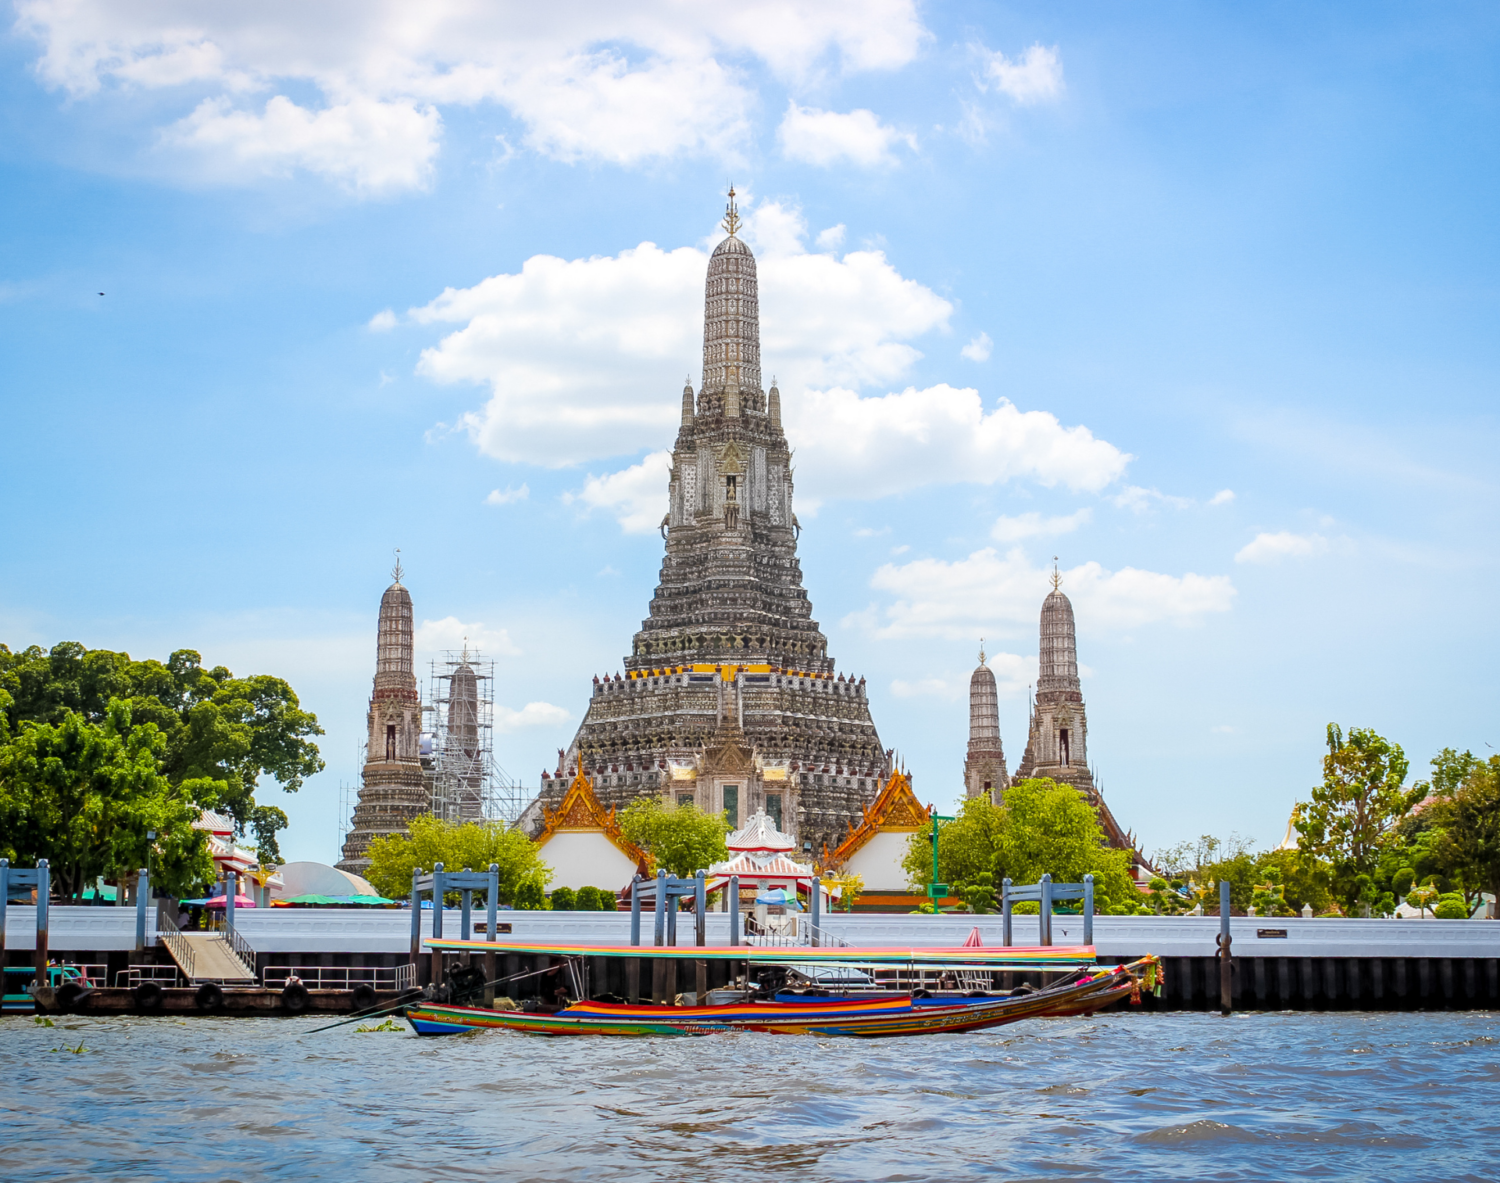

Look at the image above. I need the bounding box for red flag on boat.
[963,927,983,948]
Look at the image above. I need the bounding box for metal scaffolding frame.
[425,650,531,826]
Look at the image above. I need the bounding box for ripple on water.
[2,1011,1499,1182]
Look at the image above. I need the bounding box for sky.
[1,1,1496,867]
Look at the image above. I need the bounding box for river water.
[3,1010,1497,1182]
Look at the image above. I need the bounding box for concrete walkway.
[178,933,255,983]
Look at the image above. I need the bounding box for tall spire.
[964,642,1007,799]
[392,547,404,584]
[1038,569,1080,697]
[702,189,761,398]
[1051,556,1061,591]
[721,184,741,237]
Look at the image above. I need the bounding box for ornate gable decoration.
[535,768,650,867]
[719,440,747,474]
[823,769,930,869]
[701,725,756,775]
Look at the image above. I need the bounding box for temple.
[519,191,890,854]
[963,642,1009,801]
[338,558,429,875]
[1013,564,1139,858]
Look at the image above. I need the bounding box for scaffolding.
[425,650,531,827]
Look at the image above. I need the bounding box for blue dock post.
[485,864,499,1008]
[729,875,740,946]
[630,875,642,946]
[225,870,236,937]
[810,876,821,946]
[0,859,8,963]
[135,867,149,954]
[431,863,445,987]
[1039,873,1052,947]
[409,867,423,977]
[1002,878,1013,947]
[694,871,706,947]
[35,859,50,994]
[667,876,679,948]
[1219,879,1233,1016]
[653,869,667,947]
[1083,874,1094,947]
[459,867,473,942]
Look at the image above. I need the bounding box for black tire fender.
[195,983,224,1010]
[133,981,164,1011]
[281,982,310,1014]
[55,981,86,1010]
[351,982,377,1011]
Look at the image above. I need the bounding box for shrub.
[574,886,600,911]
[1434,894,1469,920]
[513,879,546,910]
[550,886,576,911]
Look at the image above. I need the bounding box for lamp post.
[927,812,955,913]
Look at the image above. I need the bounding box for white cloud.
[852,548,1235,640]
[961,331,992,362]
[788,386,1129,509]
[163,95,441,192]
[367,308,397,332]
[778,101,915,167]
[495,702,572,733]
[977,44,1064,105]
[412,201,958,466]
[1234,531,1329,565]
[410,197,1130,529]
[485,484,529,505]
[816,224,846,251]
[415,616,521,657]
[1209,489,1235,506]
[1113,485,1194,513]
[990,508,1092,543]
[17,1,928,188]
[568,450,673,534]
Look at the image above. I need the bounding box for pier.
[5,905,1499,1014]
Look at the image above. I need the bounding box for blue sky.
[1,2,1495,865]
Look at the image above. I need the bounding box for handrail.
[224,923,257,978]
[796,917,852,948]
[155,909,196,980]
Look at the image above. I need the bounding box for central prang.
[519,198,890,856]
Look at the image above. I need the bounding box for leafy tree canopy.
[364,814,551,905]
[0,642,324,862]
[901,779,1139,912]
[1429,756,1500,917]
[617,797,728,877]
[0,698,214,898]
[1294,724,1425,913]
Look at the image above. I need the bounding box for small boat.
[403,951,1161,1038]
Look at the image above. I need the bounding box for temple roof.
[535,766,650,868]
[727,808,797,854]
[823,769,929,868]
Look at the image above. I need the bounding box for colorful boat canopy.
[422,937,1096,967]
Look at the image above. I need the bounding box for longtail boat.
[402,938,1162,1038]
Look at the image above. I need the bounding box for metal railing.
[262,964,418,992]
[224,923,257,978]
[796,917,852,948]
[115,964,180,988]
[155,909,197,980]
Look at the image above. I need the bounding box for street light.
[927,812,955,912]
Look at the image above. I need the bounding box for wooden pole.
[696,959,707,1002]
[1219,879,1233,1016]
[1039,873,1052,947]
[484,864,498,1008]
[695,871,706,947]
[811,875,821,945]
[431,863,445,989]
[653,869,667,947]
[629,875,642,947]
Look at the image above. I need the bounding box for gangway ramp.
[178,934,255,983]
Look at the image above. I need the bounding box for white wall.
[844,831,917,890]
[538,831,639,892]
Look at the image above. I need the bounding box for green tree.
[0,643,324,862]
[617,798,729,877]
[1429,756,1500,919]
[574,886,601,911]
[1294,724,1425,913]
[363,814,551,904]
[960,870,997,914]
[550,886,577,911]
[0,699,214,898]
[902,779,1139,912]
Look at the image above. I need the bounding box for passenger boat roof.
[423,937,1095,966]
